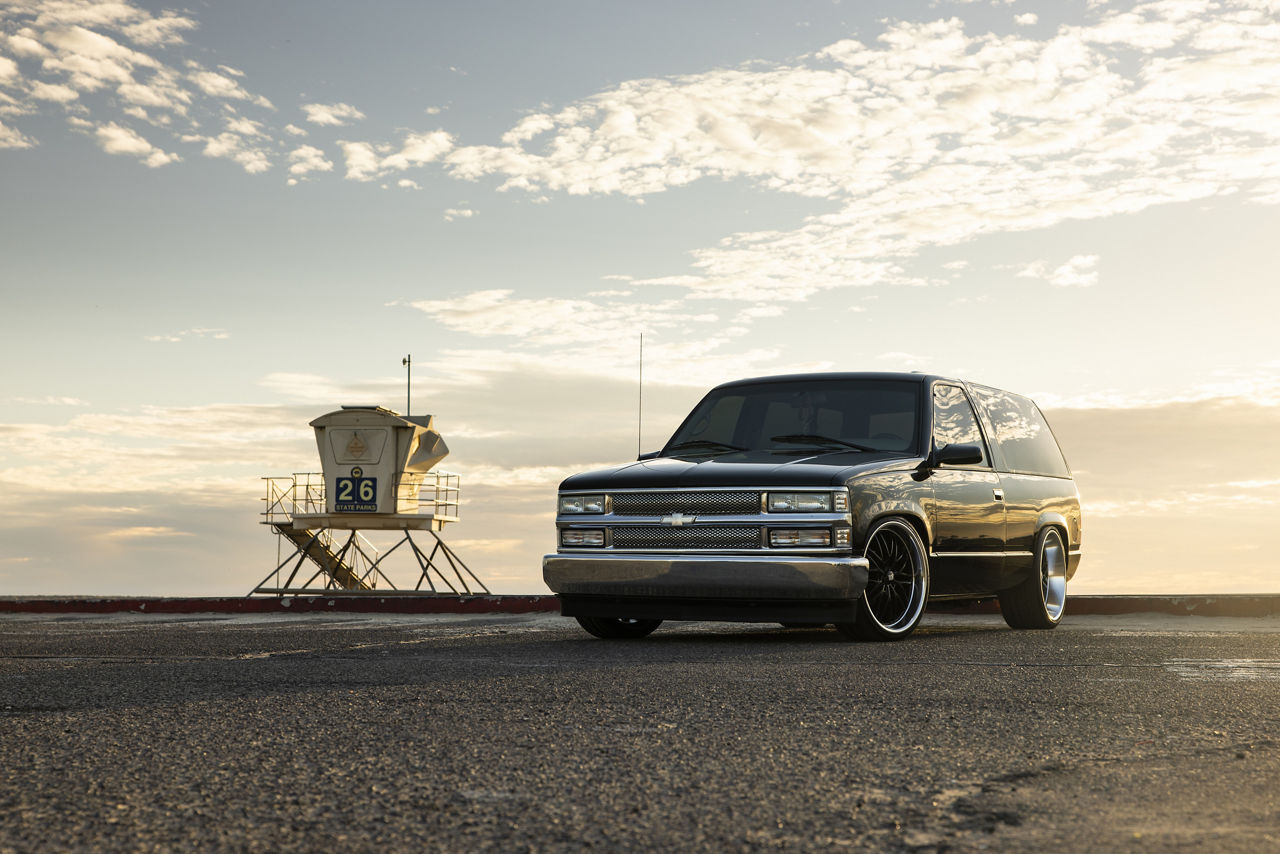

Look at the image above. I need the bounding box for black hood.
[558,450,920,490]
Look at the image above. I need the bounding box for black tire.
[834,517,929,641]
[575,616,662,639]
[999,527,1067,629]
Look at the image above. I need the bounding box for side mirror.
[637,450,661,461]
[934,443,983,466]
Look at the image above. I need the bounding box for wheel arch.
[854,502,932,554]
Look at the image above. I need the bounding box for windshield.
[664,380,921,455]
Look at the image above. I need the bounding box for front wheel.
[835,518,929,641]
[999,527,1067,629]
[575,616,662,639]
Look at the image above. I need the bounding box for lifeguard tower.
[253,406,488,596]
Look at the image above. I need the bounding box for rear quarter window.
[970,386,1070,478]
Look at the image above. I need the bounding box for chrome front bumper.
[543,552,870,601]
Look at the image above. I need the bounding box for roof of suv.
[714,371,963,389]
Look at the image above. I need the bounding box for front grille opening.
[610,526,762,550]
[610,491,760,516]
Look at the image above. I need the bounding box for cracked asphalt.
[1,611,1278,852]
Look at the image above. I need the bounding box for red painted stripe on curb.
[0,594,1277,617]
[0,595,561,615]
[929,595,1280,618]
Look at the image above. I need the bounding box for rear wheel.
[835,518,929,641]
[575,616,662,639]
[999,527,1067,629]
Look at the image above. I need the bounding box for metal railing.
[261,471,462,525]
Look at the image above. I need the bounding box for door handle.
[993,488,1004,501]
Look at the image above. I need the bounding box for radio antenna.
[637,333,644,458]
[402,354,412,416]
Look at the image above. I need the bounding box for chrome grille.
[611,526,762,550]
[611,491,760,516]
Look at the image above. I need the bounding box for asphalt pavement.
[2,612,1277,852]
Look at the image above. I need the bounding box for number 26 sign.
[335,466,377,512]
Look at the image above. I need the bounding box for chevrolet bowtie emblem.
[661,513,696,526]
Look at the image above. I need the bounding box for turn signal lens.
[561,529,605,547]
[769,529,832,547]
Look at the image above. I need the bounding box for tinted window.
[932,384,989,466]
[971,386,1070,477]
[668,380,920,453]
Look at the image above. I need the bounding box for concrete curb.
[0,594,1277,617]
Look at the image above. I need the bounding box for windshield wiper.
[666,439,747,454]
[769,433,876,453]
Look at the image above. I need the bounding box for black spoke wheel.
[835,518,928,641]
[575,616,662,639]
[999,526,1067,630]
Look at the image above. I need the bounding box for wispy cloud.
[1016,255,1100,288]
[426,5,1280,302]
[0,0,273,166]
[338,131,454,182]
[301,102,365,126]
[286,144,332,180]
[100,525,193,540]
[144,327,231,343]
[95,121,178,166]
[7,396,90,406]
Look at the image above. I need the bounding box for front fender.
[846,472,932,551]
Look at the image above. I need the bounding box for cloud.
[1016,254,1100,287]
[0,54,22,82]
[419,4,1280,302]
[339,130,455,181]
[0,118,35,149]
[402,290,800,387]
[30,80,79,102]
[94,121,178,166]
[287,144,332,176]
[186,66,272,108]
[301,102,365,126]
[7,396,90,406]
[180,117,272,172]
[144,327,231,343]
[442,207,474,221]
[0,0,273,165]
[100,525,193,540]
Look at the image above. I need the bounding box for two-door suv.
[543,372,1082,640]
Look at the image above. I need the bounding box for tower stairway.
[270,524,373,591]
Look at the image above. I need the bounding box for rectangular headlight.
[767,492,833,512]
[561,529,605,547]
[769,529,832,547]
[559,494,605,514]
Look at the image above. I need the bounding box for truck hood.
[558,450,921,490]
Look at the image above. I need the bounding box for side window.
[970,387,1070,477]
[932,384,989,467]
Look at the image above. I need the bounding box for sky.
[1,0,1278,597]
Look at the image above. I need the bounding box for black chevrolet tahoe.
[543,372,1082,641]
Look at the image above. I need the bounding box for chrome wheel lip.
[1041,529,1067,621]
[862,519,928,634]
